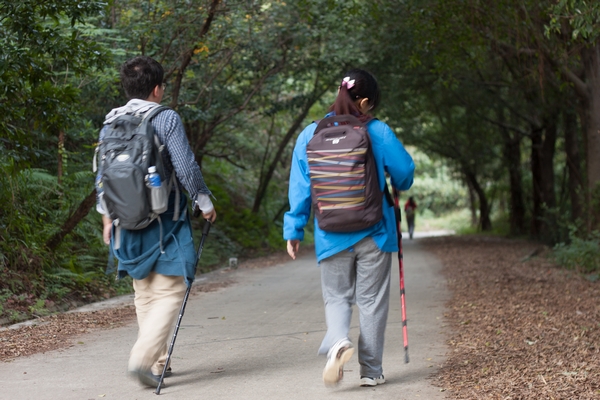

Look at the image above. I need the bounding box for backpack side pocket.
[148,183,168,214]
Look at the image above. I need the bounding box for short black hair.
[119,56,164,100]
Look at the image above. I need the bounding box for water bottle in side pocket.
[146,166,168,214]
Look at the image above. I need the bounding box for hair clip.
[341,76,355,89]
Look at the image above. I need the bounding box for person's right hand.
[202,208,217,224]
[102,215,112,245]
[287,239,300,260]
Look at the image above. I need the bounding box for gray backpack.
[307,115,383,232]
[93,106,178,231]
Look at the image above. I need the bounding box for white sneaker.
[360,375,386,387]
[323,338,354,386]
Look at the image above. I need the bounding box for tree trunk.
[185,117,219,167]
[497,107,526,235]
[530,125,544,237]
[582,43,600,228]
[272,199,290,223]
[530,113,558,240]
[57,130,65,185]
[45,189,97,251]
[251,102,315,213]
[540,115,558,210]
[465,170,492,231]
[169,0,220,109]
[564,106,583,222]
[503,135,526,235]
[466,178,478,227]
[252,77,330,214]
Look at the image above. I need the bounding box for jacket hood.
[104,99,161,124]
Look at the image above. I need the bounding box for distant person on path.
[95,56,216,387]
[284,69,414,387]
[404,196,417,239]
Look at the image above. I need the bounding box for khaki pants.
[128,272,187,375]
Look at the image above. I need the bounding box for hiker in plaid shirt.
[96,56,216,388]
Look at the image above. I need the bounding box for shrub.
[553,230,600,273]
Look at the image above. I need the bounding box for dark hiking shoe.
[130,369,161,388]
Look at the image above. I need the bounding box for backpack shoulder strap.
[141,105,182,222]
[141,105,169,122]
[141,105,170,153]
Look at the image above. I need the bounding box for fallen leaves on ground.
[423,236,600,399]
[0,306,136,362]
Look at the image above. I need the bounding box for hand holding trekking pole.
[193,202,217,223]
[155,219,211,395]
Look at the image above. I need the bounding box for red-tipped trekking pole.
[393,189,409,363]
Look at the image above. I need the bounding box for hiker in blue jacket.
[284,69,414,387]
[96,56,216,387]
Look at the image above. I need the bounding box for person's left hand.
[287,239,300,260]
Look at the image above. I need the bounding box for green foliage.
[405,148,468,216]
[547,0,600,40]
[417,208,471,232]
[207,176,281,252]
[554,230,600,273]
[0,0,110,170]
[0,1,137,323]
[0,154,130,321]
[0,167,62,277]
[1,0,595,308]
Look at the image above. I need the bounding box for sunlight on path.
[402,230,455,239]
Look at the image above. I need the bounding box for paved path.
[0,239,449,400]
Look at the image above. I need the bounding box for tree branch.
[45,189,97,251]
[251,75,331,213]
[169,0,221,108]
[181,49,235,106]
[201,151,247,170]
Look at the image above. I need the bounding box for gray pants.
[318,237,392,377]
[407,215,415,239]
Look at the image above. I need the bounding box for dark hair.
[408,197,416,207]
[119,56,164,100]
[329,69,381,122]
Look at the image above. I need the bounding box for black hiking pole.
[393,189,409,364]
[155,219,211,395]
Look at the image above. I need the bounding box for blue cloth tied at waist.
[111,193,197,286]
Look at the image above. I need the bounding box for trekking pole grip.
[392,189,401,222]
[202,219,211,236]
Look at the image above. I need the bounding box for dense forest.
[1,0,599,322]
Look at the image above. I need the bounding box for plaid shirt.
[96,107,211,213]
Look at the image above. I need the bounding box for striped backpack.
[306,114,383,232]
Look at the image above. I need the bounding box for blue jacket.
[283,117,415,262]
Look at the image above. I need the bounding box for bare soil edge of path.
[422,236,600,399]
[0,246,313,363]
